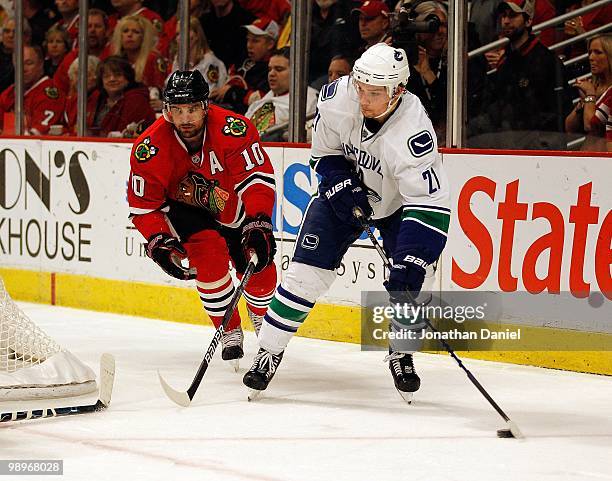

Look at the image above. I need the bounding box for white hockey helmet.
[352,43,410,98]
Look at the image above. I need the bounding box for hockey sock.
[259,285,315,354]
[196,274,241,331]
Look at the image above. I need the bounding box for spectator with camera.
[405,1,448,142]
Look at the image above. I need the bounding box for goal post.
[0,277,97,401]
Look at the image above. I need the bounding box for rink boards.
[0,138,610,374]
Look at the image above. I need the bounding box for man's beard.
[507,25,526,43]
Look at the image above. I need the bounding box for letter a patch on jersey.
[408,130,434,158]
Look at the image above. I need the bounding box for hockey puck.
[497,428,514,438]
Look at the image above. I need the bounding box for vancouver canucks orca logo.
[320,80,339,101]
[394,50,404,61]
[134,137,158,163]
[408,130,434,158]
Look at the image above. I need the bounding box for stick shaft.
[185,254,258,401]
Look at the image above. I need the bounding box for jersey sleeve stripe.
[235,172,276,196]
[402,209,450,236]
[403,204,451,213]
[129,207,157,215]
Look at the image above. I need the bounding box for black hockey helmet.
[163,70,210,105]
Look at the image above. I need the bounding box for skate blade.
[397,389,414,404]
[247,388,263,402]
[228,359,240,372]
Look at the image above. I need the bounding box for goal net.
[0,277,97,400]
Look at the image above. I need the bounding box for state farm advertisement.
[443,153,611,301]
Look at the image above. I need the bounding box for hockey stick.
[158,252,259,407]
[353,207,523,439]
[0,353,116,423]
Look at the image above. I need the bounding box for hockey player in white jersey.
[243,43,450,400]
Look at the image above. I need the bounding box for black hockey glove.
[384,254,427,304]
[146,233,197,280]
[240,214,276,273]
[319,171,372,227]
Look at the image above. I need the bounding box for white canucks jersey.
[311,75,450,223]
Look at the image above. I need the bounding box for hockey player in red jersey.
[127,69,277,366]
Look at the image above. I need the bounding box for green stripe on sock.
[269,298,310,323]
[402,209,450,233]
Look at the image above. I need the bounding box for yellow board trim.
[2,268,610,375]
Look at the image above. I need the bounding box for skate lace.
[255,350,279,375]
[250,313,264,330]
[222,328,243,348]
[383,352,414,375]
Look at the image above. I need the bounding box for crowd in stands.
[0,0,609,151]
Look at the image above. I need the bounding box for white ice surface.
[1,303,611,481]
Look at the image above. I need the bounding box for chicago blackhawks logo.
[207,65,220,84]
[222,116,248,137]
[44,86,59,99]
[176,172,230,214]
[134,137,158,163]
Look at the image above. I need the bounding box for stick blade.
[506,419,524,439]
[98,353,116,407]
[247,388,263,402]
[157,371,192,407]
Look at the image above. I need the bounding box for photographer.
[404,1,448,143]
[390,1,487,146]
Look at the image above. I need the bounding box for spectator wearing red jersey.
[238,0,290,26]
[52,0,79,45]
[0,45,65,136]
[565,34,612,151]
[53,9,113,95]
[210,17,277,113]
[111,15,168,93]
[90,55,156,137]
[109,0,164,37]
[64,55,101,136]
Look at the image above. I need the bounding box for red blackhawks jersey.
[128,105,276,241]
[0,76,65,135]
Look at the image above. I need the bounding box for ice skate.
[243,347,284,400]
[221,326,244,372]
[384,351,420,404]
